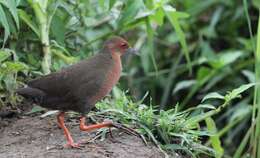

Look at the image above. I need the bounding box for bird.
[16,36,138,148]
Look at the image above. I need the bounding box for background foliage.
[0,0,259,157]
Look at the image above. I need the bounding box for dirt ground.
[0,111,168,158]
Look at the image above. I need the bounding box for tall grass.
[235,6,260,158]
[252,11,260,158]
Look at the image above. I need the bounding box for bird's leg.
[79,117,147,144]
[108,127,114,139]
[79,116,113,131]
[57,112,81,148]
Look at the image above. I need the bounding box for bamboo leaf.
[18,9,40,37]
[0,49,11,63]
[0,0,19,29]
[1,61,28,73]
[0,4,10,46]
[50,15,65,46]
[47,1,59,30]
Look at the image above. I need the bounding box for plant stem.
[185,101,229,128]
[41,22,51,74]
[160,53,182,109]
[29,0,51,74]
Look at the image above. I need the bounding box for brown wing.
[28,53,113,100]
[28,71,69,97]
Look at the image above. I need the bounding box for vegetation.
[0,0,259,157]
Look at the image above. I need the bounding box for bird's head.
[103,36,138,56]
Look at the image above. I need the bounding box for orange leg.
[79,117,146,145]
[57,112,81,148]
[79,117,113,131]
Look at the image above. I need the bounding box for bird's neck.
[110,52,122,70]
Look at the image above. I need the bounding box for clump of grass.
[94,83,254,157]
[95,92,211,157]
[96,94,211,157]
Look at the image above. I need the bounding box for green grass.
[92,83,254,157]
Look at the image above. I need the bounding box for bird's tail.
[16,87,46,103]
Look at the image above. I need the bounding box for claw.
[108,127,114,139]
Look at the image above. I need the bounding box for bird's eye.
[120,43,128,48]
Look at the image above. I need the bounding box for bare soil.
[0,111,165,158]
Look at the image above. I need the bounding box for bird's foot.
[63,142,84,149]
[108,127,114,139]
[79,117,147,145]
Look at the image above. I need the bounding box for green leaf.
[0,49,11,63]
[230,105,251,122]
[225,83,255,101]
[0,4,10,46]
[0,61,28,74]
[117,0,144,27]
[173,80,196,94]
[253,0,260,8]
[25,105,45,115]
[202,92,225,102]
[47,0,59,30]
[144,0,154,10]
[197,104,216,110]
[0,0,19,29]
[197,66,211,81]
[205,117,224,158]
[242,70,255,83]
[18,9,40,37]
[146,18,157,72]
[109,0,116,9]
[15,0,21,6]
[164,6,191,73]
[98,0,105,9]
[164,144,195,157]
[51,14,65,46]
[151,7,165,26]
[209,51,243,69]
[5,10,18,34]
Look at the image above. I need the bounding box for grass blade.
[18,9,40,37]
[164,6,192,74]
[205,117,224,158]
[146,18,158,72]
[252,11,260,158]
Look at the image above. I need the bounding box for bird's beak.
[126,48,139,55]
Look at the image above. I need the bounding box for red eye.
[120,43,128,48]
